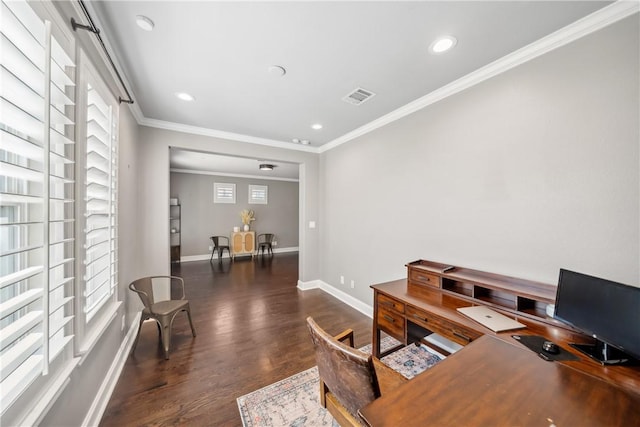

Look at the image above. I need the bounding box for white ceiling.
[88,1,612,179]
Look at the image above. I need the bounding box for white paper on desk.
[457,306,526,332]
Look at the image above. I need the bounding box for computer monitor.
[554,269,640,365]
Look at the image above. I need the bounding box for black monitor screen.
[554,269,640,361]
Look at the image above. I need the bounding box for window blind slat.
[0,354,42,411]
[0,128,43,160]
[1,34,45,95]
[0,333,43,382]
[48,295,72,314]
[0,266,43,289]
[49,277,73,292]
[0,243,42,258]
[1,67,45,120]
[0,288,43,318]
[0,160,43,182]
[0,98,45,142]
[50,127,74,146]
[85,276,109,299]
[0,193,42,204]
[48,315,71,338]
[0,311,42,349]
[1,2,45,69]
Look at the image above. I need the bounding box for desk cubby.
[408,259,557,324]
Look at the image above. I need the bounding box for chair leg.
[319,379,328,408]
[210,247,214,261]
[160,321,171,360]
[186,307,197,337]
[131,313,146,354]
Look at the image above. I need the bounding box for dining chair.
[210,235,231,261]
[257,233,275,256]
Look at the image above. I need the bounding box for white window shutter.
[0,0,75,412]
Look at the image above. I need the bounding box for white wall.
[137,127,320,280]
[320,15,640,305]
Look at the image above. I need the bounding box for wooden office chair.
[306,317,407,426]
[257,233,275,256]
[210,235,230,261]
[129,276,196,359]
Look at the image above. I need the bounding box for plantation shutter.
[83,83,117,321]
[248,185,268,204]
[214,182,236,204]
[0,0,75,411]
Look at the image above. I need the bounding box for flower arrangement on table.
[239,209,255,230]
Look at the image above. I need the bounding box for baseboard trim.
[181,247,299,263]
[83,312,140,427]
[297,280,373,319]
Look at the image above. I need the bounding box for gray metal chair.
[129,276,196,359]
[257,233,275,256]
[210,235,231,261]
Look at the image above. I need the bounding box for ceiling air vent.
[342,87,376,106]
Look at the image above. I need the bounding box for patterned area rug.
[237,337,443,427]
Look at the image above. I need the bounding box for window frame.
[248,184,268,205]
[213,182,236,204]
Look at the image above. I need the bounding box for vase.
[243,224,249,231]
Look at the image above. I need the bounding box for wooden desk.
[372,278,640,393]
[365,260,640,426]
[359,335,640,426]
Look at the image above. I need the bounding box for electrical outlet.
[340,275,344,285]
[350,280,355,289]
[208,245,213,251]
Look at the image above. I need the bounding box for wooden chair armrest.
[333,329,355,348]
[372,357,408,396]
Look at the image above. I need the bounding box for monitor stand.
[570,341,632,365]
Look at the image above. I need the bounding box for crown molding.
[319,1,639,153]
[170,168,299,183]
[139,117,320,153]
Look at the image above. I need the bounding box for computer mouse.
[542,341,560,354]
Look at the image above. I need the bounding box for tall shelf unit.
[170,203,181,263]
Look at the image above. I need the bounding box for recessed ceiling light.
[429,35,457,54]
[311,123,323,130]
[292,138,300,143]
[300,140,310,145]
[135,15,155,31]
[175,92,195,102]
[259,164,275,171]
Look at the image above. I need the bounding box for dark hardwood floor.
[101,253,371,426]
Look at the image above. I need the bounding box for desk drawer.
[406,306,480,346]
[377,306,405,341]
[409,269,440,288]
[378,294,405,314]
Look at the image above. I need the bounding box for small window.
[214,182,236,204]
[249,185,268,204]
